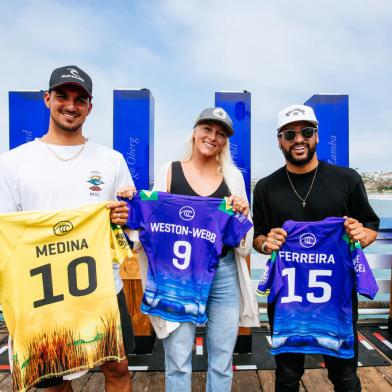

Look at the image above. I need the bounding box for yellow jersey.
[0,202,132,391]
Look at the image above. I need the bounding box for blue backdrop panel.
[304,95,349,167]
[113,89,155,190]
[215,92,251,200]
[9,91,49,149]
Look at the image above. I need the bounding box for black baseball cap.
[49,65,93,98]
[194,107,234,136]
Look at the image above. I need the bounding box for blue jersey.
[125,191,253,324]
[257,217,378,358]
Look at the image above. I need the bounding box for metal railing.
[251,235,392,320]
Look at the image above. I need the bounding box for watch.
[261,241,268,254]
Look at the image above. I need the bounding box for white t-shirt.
[0,138,134,293]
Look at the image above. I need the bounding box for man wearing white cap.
[252,104,379,391]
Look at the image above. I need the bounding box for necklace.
[286,165,318,208]
[42,137,87,161]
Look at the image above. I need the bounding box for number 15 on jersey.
[281,268,332,304]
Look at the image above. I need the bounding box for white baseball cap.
[277,104,318,132]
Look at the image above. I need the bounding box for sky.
[0,0,391,179]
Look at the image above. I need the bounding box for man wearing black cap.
[0,66,134,391]
[252,104,379,392]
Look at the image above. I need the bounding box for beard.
[50,113,82,133]
[282,143,317,167]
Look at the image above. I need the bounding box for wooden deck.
[2,323,392,391]
[0,366,392,391]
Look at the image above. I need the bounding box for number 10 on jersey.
[30,256,97,308]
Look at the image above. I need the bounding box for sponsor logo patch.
[179,206,195,221]
[299,233,316,248]
[87,172,104,194]
[53,221,73,236]
[212,108,227,120]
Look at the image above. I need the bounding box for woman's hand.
[117,185,137,199]
[228,195,250,217]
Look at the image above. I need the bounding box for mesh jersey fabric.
[0,138,134,294]
[257,217,378,359]
[0,202,132,391]
[124,191,253,324]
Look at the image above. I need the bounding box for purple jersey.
[257,217,378,358]
[125,190,253,324]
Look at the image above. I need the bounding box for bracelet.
[261,241,268,254]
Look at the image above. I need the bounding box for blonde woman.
[149,107,259,392]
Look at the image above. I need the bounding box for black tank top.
[170,161,230,198]
[170,161,232,257]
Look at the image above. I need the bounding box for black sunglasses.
[278,127,317,141]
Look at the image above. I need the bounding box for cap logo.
[61,68,85,82]
[286,107,305,117]
[212,108,227,120]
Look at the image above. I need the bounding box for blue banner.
[9,91,49,149]
[215,91,251,200]
[304,95,349,167]
[113,89,155,190]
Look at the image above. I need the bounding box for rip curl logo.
[212,108,227,120]
[299,233,316,248]
[53,221,73,236]
[179,206,195,221]
[87,172,104,195]
[61,68,85,82]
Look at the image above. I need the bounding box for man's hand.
[254,228,287,255]
[108,185,136,226]
[344,216,368,247]
[264,228,287,253]
[107,200,129,226]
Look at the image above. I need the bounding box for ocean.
[253,194,392,321]
[369,194,392,230]
[367,194,392,255]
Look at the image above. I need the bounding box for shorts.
[35,289,134,388]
